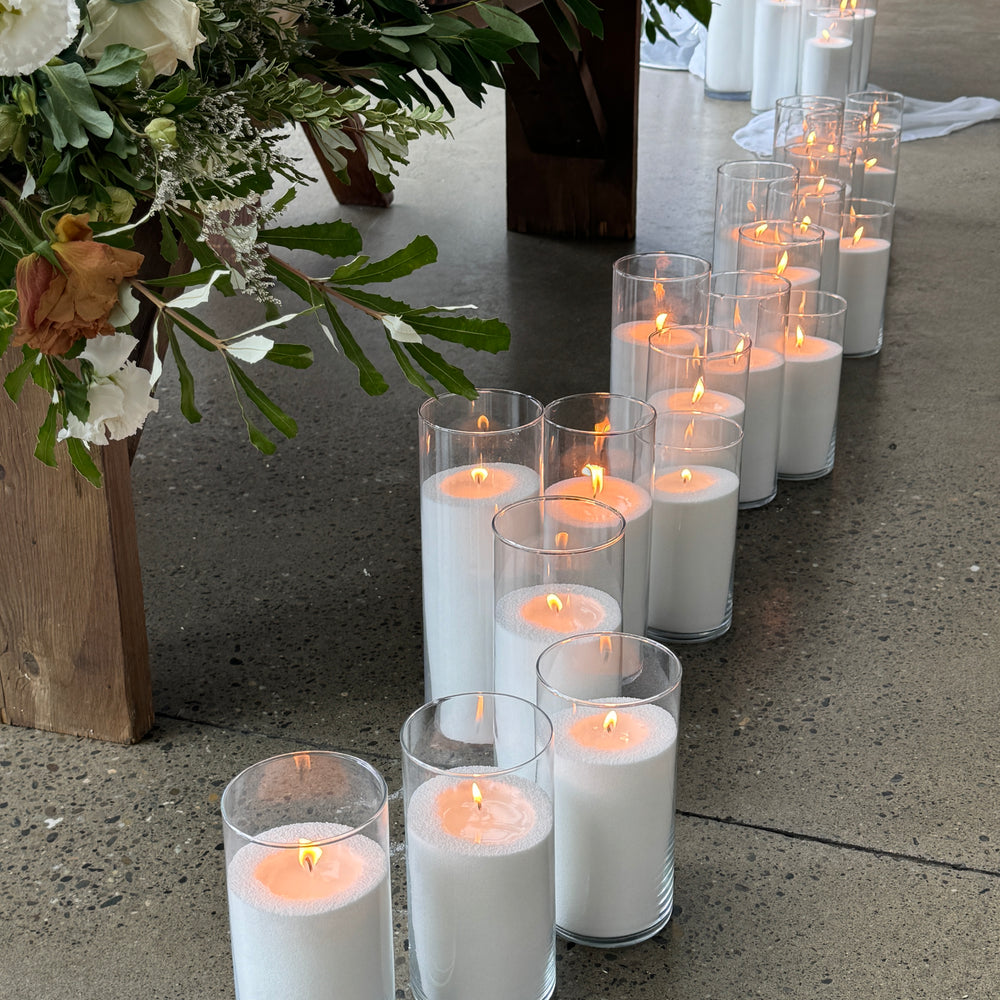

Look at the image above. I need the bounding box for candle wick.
[476,799,482,811]
[303,855,314,873]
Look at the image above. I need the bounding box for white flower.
[0,0,80,77]
[58,333,159,445]
[79,0,206,79]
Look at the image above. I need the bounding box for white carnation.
[0,0,80,77]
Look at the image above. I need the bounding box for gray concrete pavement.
[2,1,997,996]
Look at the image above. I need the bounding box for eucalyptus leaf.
[474,3,539,44]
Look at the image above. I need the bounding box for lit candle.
[610,316,698,400]
[648,376,746,426]
[858,157,897,203]
[227,822,393,1000]
[421,461,540,701]
[551,700,678,941]
[545,466,652,636]
[774,246,822,294]
[777,323,844,476]
[494,584,622,705]
[737,345,785,505]
[750,0,803,114]
[405,774,554,1000]
[647,465,740,638]
[836,224,891,356]
[799,26,853,100]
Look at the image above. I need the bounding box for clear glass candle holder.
[221,751,394,1000]
[836,198,894,356]
[710,272,791,508]
[401,693,556,1000]
[493,496,625,707]
[543,393,656,637]
[768,173,846,290]
[713,160,799,274]
[419,390,543,705]
[647,412,743,643]
[779,289,847,479]
[647,325,750,433]
[773,95,844,159]
[704,0,755,100]
[799,8,855,101]
[844,93,902,204]
[610,252,712,401]
[536,632,682,947]
[737,219,826,294]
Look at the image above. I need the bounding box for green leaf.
[243,417,278,455]
[542,0,580,49]
[67,438,102,488]
[143,265,222,289]
[159,215,179,265]
[561,0,605,38]
[226,358,298,439]
[387,337,435,396]
[331,286,411,316]
[39,63,114,149]
[33,403,58,468]
[324,302,389,396]
[404,343,477,398]
[329,256,371,282]
[406,313,510,353]
[474,3,539,43]
[3,347,40,402]
[84,43,146,87]
[260,220,363,259]
[51,358,90,422]
[167,328,202,423]
[264,343,314,369]
[329,235,437,285]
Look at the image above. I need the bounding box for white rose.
[79,0,206,79]
[58,333,159,445]
[0,0,80,77]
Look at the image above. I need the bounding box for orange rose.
[13,214,144,356]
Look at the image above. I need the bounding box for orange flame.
[735,336,748,357]
[776,251,789,277]
[821,28,831,40]
[654,311,670,332]
[805,130,817,146]
[471,466,489,486]
[754,222,768,238]
[599,635,613,658]
[681,468,693,484]
[872,110,880,128]
[547,594,564,613]
[293,753,311,773]
[746,198,756,213]
[555,531,569,550]
[852,225,865,247]
[475,694,484,724]
[684,419,695,443]
[471,782,483,810]
[865,156,878,169]
[583,463,605,497]
[477,414,490,431]
[795,324,805,349]
[800,216,812,232]
[733,302,743,329]
[298,840,322,873]
[817,177,826,194]
[594,417,612,436]
[603,710,617,734]
[691,377,706,405]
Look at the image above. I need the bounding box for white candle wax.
[818,225,841,291]
[647,466,740,637]
[704,0,756,95]
[799,34,852,99]
[227,822,393,1000]
[836,235,891,355]
[777,264,821,293]
[777,333,843,475]
[736,346,785,504]
[611,322,699,400]
[751,0,802,113]
[713,224,744,274]
[406,773,554,1000]
[494,583,622,705]
[552,699,678,940]
[545,477,651,635]
[648,386,746,426]
[421,462,540,701]
[860,164,897,203]
[853,8,877,91]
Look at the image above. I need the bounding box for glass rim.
[220,749,388,848]
[492,494,626,554]
[543,392,656,437]
[400,691,554,777]
[716,159,799,181]
[418,387,544,436]
[845,198,895,219]
[650,324,751,361]
[536,631,682,707]
[738,219,826,246]
[709,271,792,301]
[787,290,849,319]
[655,411,744,452]
[612,251,711,282]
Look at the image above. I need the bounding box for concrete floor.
[2,1,998,996]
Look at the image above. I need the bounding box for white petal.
[104,364,157,440]
[108,284,141,329]
[80,332,138,376]
[0,0,80,77]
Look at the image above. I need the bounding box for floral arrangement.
[0,0,708,486]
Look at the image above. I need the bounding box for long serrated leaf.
[265,344,314,369]
[67,437,102,488]
[406,313,510,353]
[4,347,40,402]
[475,3,539,43]
[226,358,298,439]
[387,337,436,396]
[404,343,477,398]
[34,403,58,468]
[167,329,202,423]
[330,235,438,286]
[260,220,362,259]
[324,303,389,396]
[332,286,411,316]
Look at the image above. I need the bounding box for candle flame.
[681,467,693,484]
[817,177,826,194]
[594,417,612,436]
[822,28,831,40]
[754,222,768,238]
[298,840,322,873]
[470,466,489,486]
[653,281,666,303]
[746,198,756,213]
[800,216,812,232]
[471,782,483,810]
[599,635,613,658]
[475,693,484,724]
[547,594,564,613]
[603,710,617,734]
[795,324,805,348]
[477,414,490,431]
[293,753,311,773]
[776,251,789,277]
[806,130,817,146]
[554,531,570,550]
[839,0,847,11]
[583,463,605,497]
[735,336,748,357]
[654,311,670,332]
[872,110,881,128]
[852,225,865,246]
[865,156,878,169]
[691,377,706,405]
[684,419,695,443]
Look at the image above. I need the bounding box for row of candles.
[703,0,880,113]
[216,87,905,1000]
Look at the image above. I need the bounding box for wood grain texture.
[0,349,153,744]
